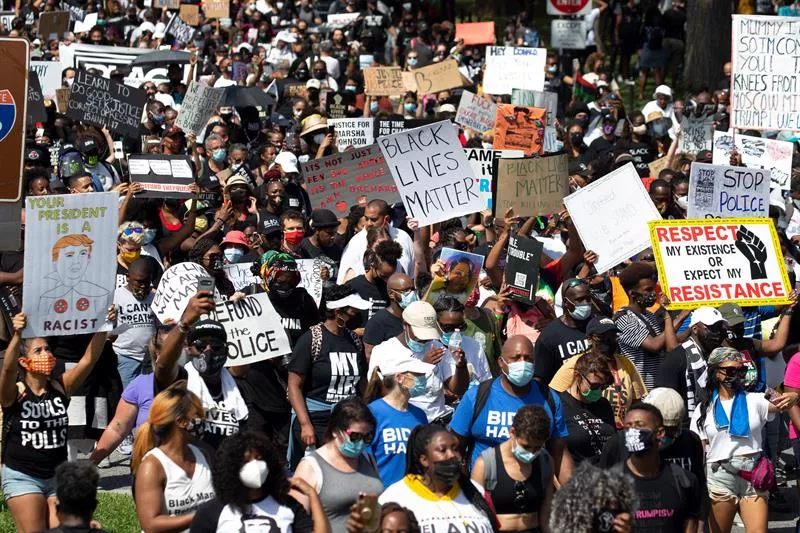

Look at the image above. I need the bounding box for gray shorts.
[706,455,768,503]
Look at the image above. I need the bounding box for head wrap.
[707,346,743,366]
[257,250,299,290]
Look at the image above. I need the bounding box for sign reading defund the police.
[379,120,481,226]
[22,192,118,338]
[209,293,291,366]
[650,218,791,310]
[687,162,769,219]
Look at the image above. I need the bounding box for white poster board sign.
[176,81,225,136]
[30,60,63,98]
[483,46,546,95]
[564,163,662,274]
[688,162,770,219]
[455,90,497,133]
[379,121,482,226]
[151,262,214,324]
[330,118,375,151]
[678,115,714,154]
[223,262,259,291]
[297,259,323,307]
[550,20,587,49]
[712,130,793,190]
[465,148,525,210]
[210,293,292,366]
[22,192,118,338]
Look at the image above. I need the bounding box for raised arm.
[155,292,215,388]
[0,313,25,408]
[63,305,117,395]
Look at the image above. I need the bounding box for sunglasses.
[192,339,226,352]
[581,374,607,390]
[344,429,374,443]
[122,227,143,236]
[716,366,745,377]
[439,322,467,333]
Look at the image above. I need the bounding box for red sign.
[547,0,591,15]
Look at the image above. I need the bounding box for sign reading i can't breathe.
[649,218,791,309]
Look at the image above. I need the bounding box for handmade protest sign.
[179,4,200,25]
[151,262,216,324]
[38,11,69,39]
[455,22,495,45]
[329,118,375,151]
[363,67,405,95]
[209,293,292,366]
[373,117,434,138]
[455,90,496,133]
[547,0,592,15]
[411,59,463,95]
[176,82,225,136]
[55,87,69,113]
[379,121,481,226]
[712,130,792,189]
[223,263,258,291]
[22,192,118,338]
[494,104,546,155]
[505,234,544,303]
[424,248,484,306]
[67,70,146,138]
[465,148,524,210]
[302,144,397,215]
[297,259,323,306]
[30,60,62,98]
[73,12,98,33]
[678,115,713,153]
[650,218,791,309]
[648,156,670,179]
[326,91,355,119]
[165,13,194,45]
[203,0,229,18]
[327,12,359,28]
[511,90,557,126]
[27,71,47,126]
[731,15,800,130]
[483,46,546,95]
[564,163,662,274]
[494,154,568,217]
[688,162,769,219]
[551,20,587,49]
[128,155,195,198]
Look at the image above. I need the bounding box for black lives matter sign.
[67,70,146,138]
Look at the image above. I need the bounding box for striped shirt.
[614,308,664,389]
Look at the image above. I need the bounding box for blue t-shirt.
[449,378,569,467]
[368,398,428,486]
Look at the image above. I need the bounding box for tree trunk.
[684,0,733,94]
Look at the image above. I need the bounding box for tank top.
[144,444,215,526]
[310,451,385,533]
[490,446,547,516]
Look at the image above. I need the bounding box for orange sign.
[493,104,546,156]
[455,22,496,45]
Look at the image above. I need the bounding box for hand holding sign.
[735,225,768,279]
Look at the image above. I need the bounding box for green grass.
[0,491,140,533]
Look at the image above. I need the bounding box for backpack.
[310,323,362,362]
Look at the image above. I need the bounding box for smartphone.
[327,125,336,135]
[358,494,380,533]
[197,276,215,294]
[572,58,580,73]
[765,387,780,404]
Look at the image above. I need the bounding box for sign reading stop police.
[547,0,591,15]
[0,38,28,203]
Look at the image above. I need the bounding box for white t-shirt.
[689,392,774,463]
[112,286,156,361]
[584,8,601,47]
[215,496,296,533]
[337,226,415,284]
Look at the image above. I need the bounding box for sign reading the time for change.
[649,218,791,309]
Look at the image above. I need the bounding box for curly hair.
[55,460,100,521]
[380,502,420,533]
[322,283,359,320]
[574,351,613,387]
[618,261,656,292]
[211,430,290,513]
[188,236,219,265]
[549,462,636,533]
[511,405,551,442]
[432,295,465,315]
[364,239,403,272]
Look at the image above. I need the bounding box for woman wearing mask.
[379,424,497,532]
[564,120,586,162]
[472,405,554,533]
[117,221,164,290]
[364,354,432,486]
[400,92,421,119]
[188,237,236,298]
[294,398,385,533]
[224,177,257,227]
[133,383,216,533]
[691,347,797,533]
[0,310,115,533]
[220,230,251,265]
[300,114,337,160]
[190,430,330,533]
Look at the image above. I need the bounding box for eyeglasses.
[344,429,374,443]
[122,227,143,236]
[581,374,607,390]
[439,322,467,333]
[192,339,226,352]
[716,366,745,377]
[514,481,529,511]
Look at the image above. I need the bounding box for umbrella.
[219,85,276,108]
[130,50,192,65]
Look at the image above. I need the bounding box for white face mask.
[313,132,326,145]
[239,459,269,489]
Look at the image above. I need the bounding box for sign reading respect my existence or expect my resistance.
[650,218,791,309]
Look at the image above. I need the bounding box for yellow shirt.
[549,352,647,428]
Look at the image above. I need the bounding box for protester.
[45,461,108,533]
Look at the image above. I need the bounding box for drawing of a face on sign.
[54,235,92,287]
[39,234,109,316]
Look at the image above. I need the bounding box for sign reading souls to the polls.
[650,218,791,309]
[379,121,481,226]
[22,192,118,338]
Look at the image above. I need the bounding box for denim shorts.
[706,455,768,503]
[1,465,56,499]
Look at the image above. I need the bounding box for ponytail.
[131,421,156,474]
[362,367,385,404]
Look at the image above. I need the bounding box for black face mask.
[700,327,726,351]
[191,350,227,376]
[721,375,746,391]
[432,458,461,485]
[296,70,309,81]
[271,284,295,298]
[623,428,654,455]
[229,189,249,204]
[210,256,224,273]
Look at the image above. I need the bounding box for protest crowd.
[5,0,800,532]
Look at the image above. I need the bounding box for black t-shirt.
[559,391,615,463]
[617,141,655,177]
[624,462,701,532]
[190,494,313,533]
[584,136,615,164]
[301,237,343,263]
[115,255,163,289]
[534,319,590,383]
[663,7,686,40]
[287,327,366,404]
[346,275,389,323]
[363,308,404,347]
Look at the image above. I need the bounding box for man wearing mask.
[583,114,618,163]
[78,137,119,192]
[363,273,417,359]
[112,258,156,388]
[143,100,166,135]
[616,113,655,177]
[346,240,402,329]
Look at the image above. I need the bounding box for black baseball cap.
[25,145,49,166]
[586,316,619,336]
[78,137,99,155]
[259,214,282,236]
[310,209,339,229]
[188,319,227,343]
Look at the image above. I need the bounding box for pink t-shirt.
[785,353,800,439]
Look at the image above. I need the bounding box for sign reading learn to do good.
[67,69,146,138]
[731,15,800,130]
[650,218,791,309]
[687,162,769,219]
[379,121,481,226]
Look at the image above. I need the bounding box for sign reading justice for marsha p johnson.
[649,218,791,310]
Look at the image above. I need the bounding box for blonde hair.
[131,381,203,473]
[51,234,94,261]
[117,221,145,245]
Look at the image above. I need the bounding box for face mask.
[313,132,326,145]
[569,302,592,321]
[191,350,228,376]
[603,123,615,135]
[503,359,534,387]
[581,387,603,403]
[86,155,99,166]
[142,228,157,245]
[239,459,269,489]
[338,432,366,458]
[404,102,417,113]
[512,441,539,463]
[674,195,689,210]
[293,108,303,118]
[405,331,427,353]
[547,65,557,74]
[635,292,657,308]
[660,435,675,448]
[570,133,583,146]
[23,352,57,376]
[701,328,726,350]
[397,289,418,309]
[433,458,461,485]
[224,248,244,263]
[406,375,427,397]
[151,113,165,125]
[131,285,150,300]
[271,283,295,298]
[407,57,418,66]
[313,71,326,80]
[211,148,227,162]
[369,101,379,113]
[623,427,654,455]
[345,85,357,92]
[284,230,304,246]
[296,70,309,80]
[721,372,745,391]
[65,77,74,87]
[120,249,141,263]
[229,189,249,204]
[185,417,205,438]
[440,332,452,346]
[632,124,647,135]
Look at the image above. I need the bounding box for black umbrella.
[130,50,192,65]
[219,85,276,108]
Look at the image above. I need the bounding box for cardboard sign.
[209,293,292,366]
[648,156,670,179]
[363,67,404,96]
[22,192,118,338]
[30,60,62,98]
[712,130,793,190]
[165,13,194,45]
[73,12,97,33]
[511,89,557,127]
[411,59,463,95]
[325,91,355,119]
[505,234,544,303]
[688,163,769,219]
[455,90,496,133]
[551,20,587,49]
[465,148,525,210]
[329,118,375,151]
[176,81,224,136]
[547,0,592,15]
[55,87,69,113]
[650,218,791,309]
[379,121,481,226]
[327,12,359,28]
[483,46,546,95]
[0,39,28,203]
[203,0,229,19]
[38,11,70,39]
[564,163,662,274]
[67,69,146,138]
[27,71,47,126]
[455,22,495,45]
[493,104,546,156]
[424,248,484,306]
[494,154,568,217]
[302,143,398,215]
[678,115,713,154]
[731,15,800,130]
[297,259,323,307]
[151,262,211,324]
[223,263,258,291]
[179,4,200,25]
[128,155,195,198]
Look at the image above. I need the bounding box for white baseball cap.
[688,306,728,327]
[273,151,299,174]
[375,353,433,377]
[643,387,685,427]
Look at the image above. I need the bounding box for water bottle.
[448,328,462,350]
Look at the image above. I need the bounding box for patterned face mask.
[21,351,56,376]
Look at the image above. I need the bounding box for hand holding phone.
[358,494,380,533]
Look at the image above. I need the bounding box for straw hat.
[300,114,328,137]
